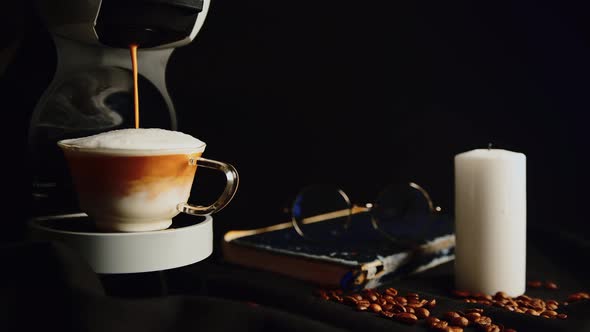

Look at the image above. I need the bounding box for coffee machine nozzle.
[29,0,211,216]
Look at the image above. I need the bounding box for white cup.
[58,131,238,232]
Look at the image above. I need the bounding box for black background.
[3,0,590,243]
[2,2,590,331]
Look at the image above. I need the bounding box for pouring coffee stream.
[130,44,140,129]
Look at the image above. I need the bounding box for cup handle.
[177,157,239,216]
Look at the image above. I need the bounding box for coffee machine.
[29,0,210,217]
[27,0,218,274]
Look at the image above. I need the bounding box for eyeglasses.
[289,182,443,248]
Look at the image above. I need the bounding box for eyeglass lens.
[291,185,352,240]
[371,183,436,243]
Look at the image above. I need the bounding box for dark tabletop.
[2,223,589,332]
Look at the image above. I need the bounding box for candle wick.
[488,143,493,150]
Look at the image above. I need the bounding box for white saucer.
[28,213,213,274]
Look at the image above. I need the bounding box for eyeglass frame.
[290,182,442,248]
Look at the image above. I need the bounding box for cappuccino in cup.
[58,128,238,232]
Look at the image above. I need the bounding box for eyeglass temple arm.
[298,205,370,225]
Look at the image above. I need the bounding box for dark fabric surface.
[1,225,589,332]
[168,224,590,331]
[0,241,347,332]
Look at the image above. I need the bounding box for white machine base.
[28,213,213,274]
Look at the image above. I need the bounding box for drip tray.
[28,213,213,274]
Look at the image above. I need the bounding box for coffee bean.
[431,321,450,332]
[383,295,394,302]
[557,313,568,319]
[380,310,394,318]
[407,292,420,298]
[449,327,464,332]
[382,303,393,311]
[385,287,398,296]
[494,291,509,300]
[517,294,532,301]
[450,316,469,328]
[392,304,406,313]
[544,281,559,290]
[352,294,363,301]
[425,316,440,327]
[443,312,461,320]
[484,324,501,332]
[406,306,415,314]
[356,303,369,311]
[343,296,358,306]
[473,316,492,326]
[543,310,557,317]
[526,309,540,316]
[369,303,382,313]
[332,295,343,303]
[394,312,418,325]
[568,292,590,302]
[465,308,484,314]
[465,312,481,321]
[357,300,370,307]
[452,290,471,298]
[426,299,437,309]
[527,280,543,288]
[545,303,557,311]
[395,296,408,305]
[415,307,430,319]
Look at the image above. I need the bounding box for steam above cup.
[57,128,239,232]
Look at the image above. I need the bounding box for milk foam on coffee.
[59,128,205,153]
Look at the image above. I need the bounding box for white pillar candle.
[454,148,526,297]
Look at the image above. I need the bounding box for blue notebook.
[222,211,455,291]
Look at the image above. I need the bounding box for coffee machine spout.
[30,0,211,216]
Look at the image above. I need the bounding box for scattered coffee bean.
[557,313,568,319]
[484,324,501,332]
[369,303,382,313]
[567,292,590,302]
[385,287,398,296]
[343,296,358,306]
[394,312,418,325]
[425,316,440,327]
[426,298,437,309]
[392,304,406,313]
[380,310,394,318]
[414,307,431,319]
[431,321,449,331]
[317,287,536,332]
[450,316,469,328]
[443,311,461,320]
[527,280,543,288]
[395,296,408,305]
[450,288,571,320]
[473,315,492,327]
[356,303,369,311]
[452,289,471,298]
[465,312,481,321]
[544,281,559,290]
